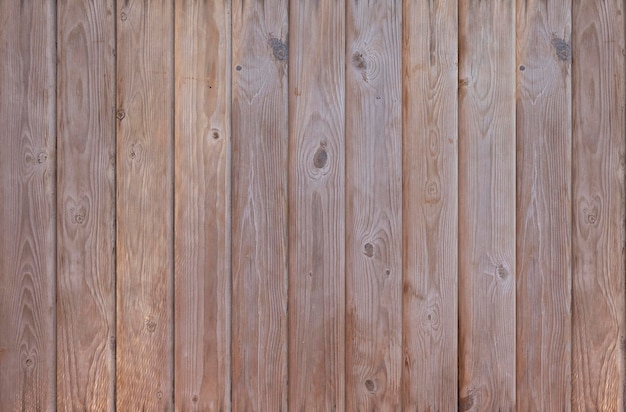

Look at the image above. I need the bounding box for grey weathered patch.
[551,37,571,61]
[268,36,288,61]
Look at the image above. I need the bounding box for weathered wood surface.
[56,0,116,410]
[402,0,459,409]
[115,0,174,409]
[174,1,231,410]
[231,0,288,410]
[516,0,572,410]
[572,0,626,410]
[345,1,402,410]
[0,2,57,411]
[458,1,517,410]
[288,0,346,409]
[0,1,623,410]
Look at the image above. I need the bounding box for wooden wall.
[0,0,624,410]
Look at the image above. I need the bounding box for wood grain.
[516,0,572,410]
[288,0,346,409]
[173,1,231,410]
[0,2,56,411]
[458,1,516,410]
[572,0,626,410]
[345,1,402,409]
[115,0,174,409]
[401,0,458,409]
[231,0,288,410]
[56,0,116,410]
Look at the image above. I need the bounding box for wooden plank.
[115,1,174,409]
[173,1,231,410]
[401,0,458,409]
[515,1,572,410]
[0,2,56,411]
[231,0,288,410]
[288,0,345,409]
[56,0,116,410]
[572,0,626,410]
[345,1,402,409]
[458,1,516,410]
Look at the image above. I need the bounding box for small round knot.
[37,152,48,164]
[192,395,198,403]
[586,212,597,224]
[364,379,375,392]
[116,109,125,120]
[519,65,526,71]
[352,52,367,70]
[426,180,440,201]
[236,65,242,71]
[156,391,163,399]
[145,317,157,333]
[313,148,328,168]
[496,264,508,280]
[364,243,374,257]
[24,358,34,368]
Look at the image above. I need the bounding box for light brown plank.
[572,0,626,410]
[458,1,516,410]
[515,0,572,410]
[56,0,116,410]
[401,0,458,409]
[173,0,231,410]
[345,1,402,409]
[0,2,56,411]
[115,1,174,409]
[288,0,346,409]
[231,0,288,410]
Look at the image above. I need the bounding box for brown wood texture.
[288,0,346,409]
[56,0,116,411]
[2,2,626,410]
[174,1,231,410]
[231,0,288,410]
[0,2,57,411]
[458,1,517,410]
[516,0,572,410]
[345,1,402,410]
[402,0,459,409]
[115,0,174,409]
[572,0,626,410]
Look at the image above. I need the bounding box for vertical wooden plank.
[516,0,572,410]
[288,0,345,409]
[231,0,288,410]
[56,0,116,410]
[116,0,174,409]
[0,2,56,411]
[174,0,231,410]
[458,1,516,410]
[401,0,458,409]
[572,0,626,410]
[345,1,402,409]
